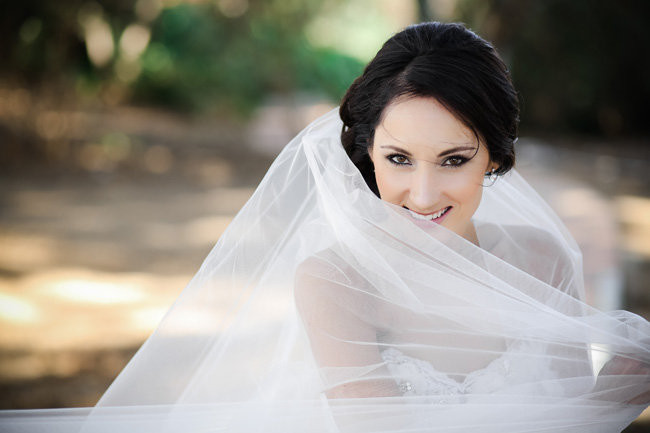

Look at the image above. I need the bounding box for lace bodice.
[381,342,565,402]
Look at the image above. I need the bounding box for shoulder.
[295,248,352,285]
[294,247,379,316]
[477,221,583,299]
[478,221,578,263]
[294,248,354,309]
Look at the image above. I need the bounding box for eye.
[387,154,411,166]
[441,155,468,167]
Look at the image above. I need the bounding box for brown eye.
[442,156,468,167]
[388,154,410,165]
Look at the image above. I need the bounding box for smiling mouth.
[404,206,452,222]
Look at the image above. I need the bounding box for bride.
[2,22,649,433]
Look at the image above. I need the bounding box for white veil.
[1,109,649,432]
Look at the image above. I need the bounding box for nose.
[408,165,442,211]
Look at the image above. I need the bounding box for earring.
[485,168,497,183]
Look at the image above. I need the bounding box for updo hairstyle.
[339,22,519,196]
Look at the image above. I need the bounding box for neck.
[462,221,480,246]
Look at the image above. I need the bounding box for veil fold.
[1,108,648,432]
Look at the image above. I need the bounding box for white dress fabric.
[1,108,649,432]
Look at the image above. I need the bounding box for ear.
[484,161,498,175]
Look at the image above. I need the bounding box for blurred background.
[0,0,649,429]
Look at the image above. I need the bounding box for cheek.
[374,167,406,202]
[374,169,394,199]
[446,172,484,209]
[461,184,484,215]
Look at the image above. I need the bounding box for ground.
[0,104,648,428]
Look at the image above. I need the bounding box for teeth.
[407,207,449,221]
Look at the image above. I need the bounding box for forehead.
[375,97,478,154]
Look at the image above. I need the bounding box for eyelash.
[386,153,469,168]
[442,156,469,167]
[387,154,411,166]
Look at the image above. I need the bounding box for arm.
[527,229,650,404]
[595,352,650,404]
[294,255,400,398]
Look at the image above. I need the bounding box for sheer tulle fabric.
[2,109,648,432]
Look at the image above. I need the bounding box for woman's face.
[369,97,495,242]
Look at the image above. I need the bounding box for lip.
[404,206,452,226]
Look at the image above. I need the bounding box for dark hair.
[339,22,519,196]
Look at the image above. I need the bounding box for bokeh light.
[1,1,648,427]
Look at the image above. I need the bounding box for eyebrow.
[379,145,477,158]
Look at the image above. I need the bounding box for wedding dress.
[1,108,648,432]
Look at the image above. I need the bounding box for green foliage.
[132,3,363,114]
[294,43,365,99]
[2,0,363,116]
